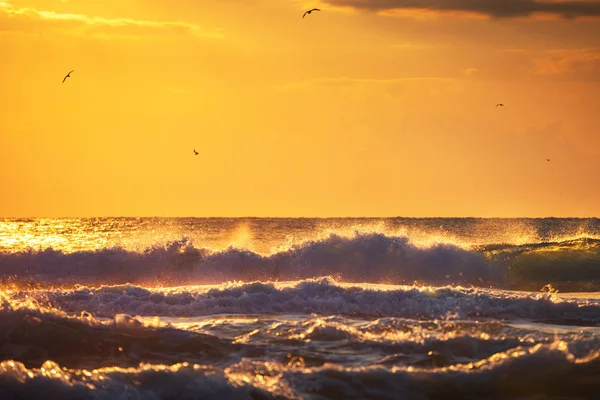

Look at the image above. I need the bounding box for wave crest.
[1,234,600,291]
[4,279,599,324]
[0,340,598,400]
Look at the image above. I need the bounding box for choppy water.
[0,218,599,399]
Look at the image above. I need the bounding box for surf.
[2,233,600,291]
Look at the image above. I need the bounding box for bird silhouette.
[495,103,505,107]
[193,149,199,156]
[303,8,320,18]
[546,159,551,162]
[62,70,74,83]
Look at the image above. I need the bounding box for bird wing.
[62,70,74,83]
[304,8,320,17]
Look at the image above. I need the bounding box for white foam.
[9,278,600,324]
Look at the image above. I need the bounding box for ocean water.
[0,217,599,399]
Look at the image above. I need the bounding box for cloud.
[321,0,600,19]
[532,48,600,75]
[0,2,223,38]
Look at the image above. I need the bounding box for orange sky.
[1,0,599,217]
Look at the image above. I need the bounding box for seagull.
[495,103,505,108]
[303,8,320,18]
[193,149,199,156]
[62,70,74,84]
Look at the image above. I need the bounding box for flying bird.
[62,70,74,83]
[546,159,550,162]
[303,8,320,18]
[495,103,505,107]
[193,149,199,156]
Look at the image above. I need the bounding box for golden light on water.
[2,218,600,257]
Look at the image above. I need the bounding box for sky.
[1,0,600,217]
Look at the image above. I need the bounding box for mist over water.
[0,218,599,399]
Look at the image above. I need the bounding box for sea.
[0,217,599,399]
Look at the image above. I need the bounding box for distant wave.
[1,234,600,291]
[5,279,600,324]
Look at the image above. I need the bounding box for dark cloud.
[323,0,600,19]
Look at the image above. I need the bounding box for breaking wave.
[4,278,600,324]
[2,233,600,291]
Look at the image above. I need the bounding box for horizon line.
[1,215,599,219]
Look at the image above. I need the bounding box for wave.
[0,340,598,400]
[5,279,600,324]
[4,286,595,370]
[1,282,599,399]
[282,341,600,399]
[0,295,244,370]
[0,295,567,372]
[0,360,274,400]
[1,234,600,291]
